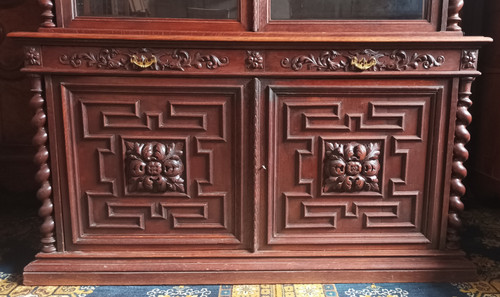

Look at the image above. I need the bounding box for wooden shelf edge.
[7,31,493,45]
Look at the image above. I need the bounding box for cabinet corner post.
[447,76,474,249]
[29,73,57,253]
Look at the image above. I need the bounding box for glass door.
[271,0,426,20]
[75,0,239,19]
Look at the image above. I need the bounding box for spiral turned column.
[38,0,55,28]
[447,0,464,31]
[30,74,56,253]
[447,76,474,249]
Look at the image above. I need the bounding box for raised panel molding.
[267,84,443,246]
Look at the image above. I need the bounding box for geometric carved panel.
[267,82,445,247]
[58,77,248,249]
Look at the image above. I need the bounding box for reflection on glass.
[75,0,238,19]
[271,0,426,20]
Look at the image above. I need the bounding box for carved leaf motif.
[281,50,346,71]
[59,48,229,71]
[125,141,185,193]
[282,49,445,72]
[323,141,381,193]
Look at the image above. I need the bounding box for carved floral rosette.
[25,46,41,66]
[59,48,229,71]
[246,51,264,69]
[461,50,478,70]
[323,142,381,193]
[125,141,185,193]
[281,49,445,72]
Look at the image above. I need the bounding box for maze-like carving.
[268,86,441,245]
[87,194,227,230]
[61,83,243,245]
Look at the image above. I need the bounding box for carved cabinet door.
[261,78,455,251]
[47,75,253,252]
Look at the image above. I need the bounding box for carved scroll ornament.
[59,48,229,71]
[323,142,381,193]
[281,49,445,72]
[125,141,185,193]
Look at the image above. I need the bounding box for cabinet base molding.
[24,253,476,285]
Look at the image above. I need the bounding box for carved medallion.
[59,48,229,71]
[461,50,478,70]
[323,142,381,193]
[125,141,185,193]
[246,51,264,69]
[24,46,41,66]
[281,49,445,72]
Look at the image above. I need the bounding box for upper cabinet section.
[271,0,426,20]
[41,0,464,33]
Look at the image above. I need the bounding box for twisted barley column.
[447,76,474,249]
[30,74,56,253]
[39,0,55,28]
[447,0,464,31]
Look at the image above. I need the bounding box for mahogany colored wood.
[8,0,492,285]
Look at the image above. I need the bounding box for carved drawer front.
[264,79,452,249]
[52,76,251,251]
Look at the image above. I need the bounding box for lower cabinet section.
[23,73,476,284]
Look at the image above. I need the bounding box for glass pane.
[271,0,426,20]
[75,0,238,19]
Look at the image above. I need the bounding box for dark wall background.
[462,0,500,205]
[0,0,42,206]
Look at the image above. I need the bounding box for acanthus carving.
[25,46,41,66]
[59,48,229,71]
[323,142,381,193]
[30,74,56,253]
[447,0,464,31]
[461,50,478,70]
[125,141,185,193]
[447,77,474,249]
[38,0,55,28]
[281,49,445,72]
[246,51,264,70]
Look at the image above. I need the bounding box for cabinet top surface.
[8,31,492,45]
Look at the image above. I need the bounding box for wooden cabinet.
[9,0,491,285]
